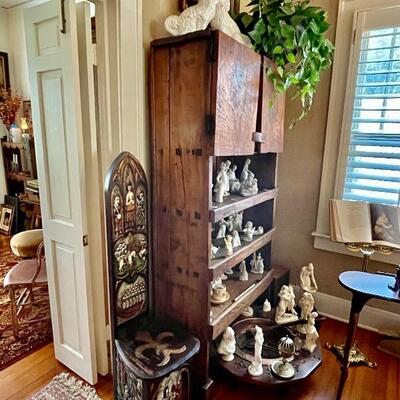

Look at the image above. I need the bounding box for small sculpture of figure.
[226,215,234,233]
[214,161,230,203]
[297,292,315,334]
[287,285,296,315]
[240,171,259,197]
[248,325,264,377]
[239,260,248,281]
[232,212,243,232]
[241,306,253,317]
[240,158,252,183]
[125,184,135,226]
[216,219,229,239]
[224,235,234,256]
[263,299,271,312]
[226,268,234,275]
[210,244,219,259]
[300,263,318,293]
[275,285,298,324]
[136,191,146,229]
[303,312,319,353]
[227,164,241,193]
[242,221,263,242]
[217,326,236,362]
[251,253,264,274]
[374,212,395,242]
[113,195,123,235]
[232,230,241,248]
[165,0,220,36]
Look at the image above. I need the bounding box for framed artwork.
[0,204,15,235]
[0,52,10,90]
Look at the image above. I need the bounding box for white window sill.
[312,232,400,266]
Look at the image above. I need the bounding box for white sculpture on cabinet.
[263,299,271,313]
[218,326,236,362]
[224,235,233,256]
[232,230,241,248]
[248,325,264,377]
[214,161,229,203]
[241,221,264,242]
[239,260,248,281]
[297,292,315,334]
[303,312,319,353]
[251,253,264,274]
[275,285,298,324]
[300,263,318,293]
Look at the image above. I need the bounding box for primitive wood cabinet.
[150,30,286,399]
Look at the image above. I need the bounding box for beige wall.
[271,0,399,313]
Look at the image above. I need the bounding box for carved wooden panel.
[105,152,149,326]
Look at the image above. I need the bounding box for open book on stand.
[329,199,400,250]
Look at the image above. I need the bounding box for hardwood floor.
[0,319,398,400]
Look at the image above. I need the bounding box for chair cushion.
[3,259,47,287]
[10,229,44,258]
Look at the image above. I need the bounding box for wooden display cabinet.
[150,30,286,399]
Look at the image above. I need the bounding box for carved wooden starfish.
[134,331,186,367]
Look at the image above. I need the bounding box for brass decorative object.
[325,342,377,369]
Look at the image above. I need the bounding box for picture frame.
[0,52,10,91]
[0,204,15,235]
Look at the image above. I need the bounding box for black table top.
[339,271,400,303]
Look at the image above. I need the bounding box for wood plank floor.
[0,319,399,400]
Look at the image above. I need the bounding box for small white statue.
[216,219,229,239]
[248,325,264,377]
[224,235,233,256]
[217,326,236,362]
[297,292,315,334]
[241,306,253,317]
[240,171,259,197]
[251,253,264,274]
[228,164,241,193]
[242,221,264,242]
[165,0,219,37]
[226,268,234,275]
[210,0,251,46]
[300,263,318,293]
[275,285,298,324]
[214,161,229,203]
[221,273,228,280]
[232,230,241,248]
[210,244,219,259]
[263,299,271,312]
[226,214,234,233]
[232,212,243,232]
[303,312,319,353]
[240,158,252,183]
[239,260,248,281]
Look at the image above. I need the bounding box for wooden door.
[24,0,97,384]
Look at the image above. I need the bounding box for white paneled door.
[24,0,97,384]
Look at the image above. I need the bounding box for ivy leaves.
[236,0,334,127]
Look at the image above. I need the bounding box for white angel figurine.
[217,327,236,362]
[248,325,264,376]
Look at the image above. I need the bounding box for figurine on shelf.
[210,244,219,260]
[232,230,241,248]
[240,172,259,197]
[248,325,264,377]
[224,235,234,256]
[241,306,253,317]
[303,312,319,353]
[217,326,236,362]
[228,164,241,193]
[251,253,264,274]
[275,285,298,324]
[263,299,271,313]
[165,0,219,37]
[239,260,248,281]
[232,212,243,232]
[240,158,252,183]
[226,215,234,233]
[242,221,264,242]
[214,161,229,203]
[288,285,296,315]
[300,263,318,293]
[226,268,234,275]
[297,292,315,334]
[216,219,229,239]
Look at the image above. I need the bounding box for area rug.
[28,373,102,400]
[0,240,52,371]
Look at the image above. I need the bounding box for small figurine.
[389,266,400,292]
[227,164,241,193]
[297,292,315,334]
[125,184,135,226]
[216,219,229,239]
[113,195,123,235]
[240,158,252,183]
[303,312,319,353]
[232,230,241,248]
[226,214,234,233]
[232,212,243,232]
[214,161,229,203]
[300,263,318,293]
[241,306,253,317]
[239,260,248,281]
[217,326,236,362]
[221,273,228,280]
[248,325,264,376]
[210,244,219,259]
[263,299,271,313]
[224,235,234,256]
[241,221,263,242]
[251,253,264,274]
[240,171,259,197]
[275,285,298,324]
[226,268,234,275]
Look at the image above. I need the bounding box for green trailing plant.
[236,0,334,127]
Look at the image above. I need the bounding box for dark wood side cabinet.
[150,30,286,399]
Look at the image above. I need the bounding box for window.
[313,0,400,263]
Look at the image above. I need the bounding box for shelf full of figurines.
[215,262,322,384]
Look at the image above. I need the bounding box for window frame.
[313,0,400,264]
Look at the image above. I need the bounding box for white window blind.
[343,24,400,205]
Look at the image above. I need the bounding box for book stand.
[345,243,394,272]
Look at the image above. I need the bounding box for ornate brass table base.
[325,342,377,368]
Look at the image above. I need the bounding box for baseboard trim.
[311,290,400,337]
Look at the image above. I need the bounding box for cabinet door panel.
[212,31,260,156]
[258,58,285,154]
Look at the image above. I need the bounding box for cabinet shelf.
[209,228,275,280]
[209,188,278,223]
[2,141,25,149]
[209,266,287,340]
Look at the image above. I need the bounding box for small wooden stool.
[10,229,43,258]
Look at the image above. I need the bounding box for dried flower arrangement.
[0,89,22,128]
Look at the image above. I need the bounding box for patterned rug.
[28,373,101,399]
[0,240,52,371]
